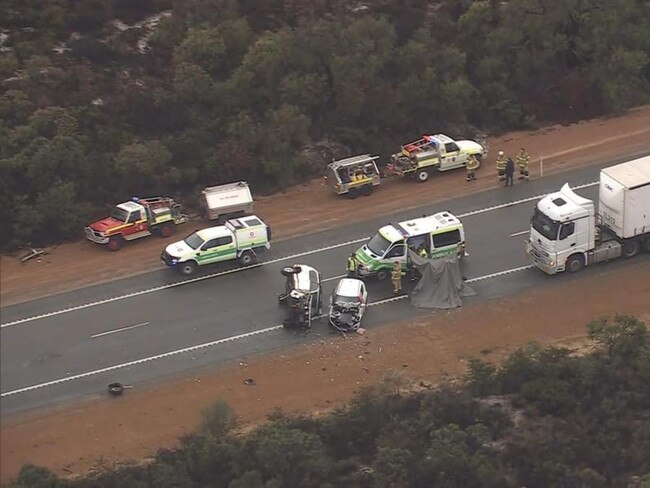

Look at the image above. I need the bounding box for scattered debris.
[243,378,256,386]
[19,248,48,263]
[107,382,132,396]
[356,328,366,335]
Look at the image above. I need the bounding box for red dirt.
[2,106,650,482]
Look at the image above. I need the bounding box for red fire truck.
[84,197,187,251]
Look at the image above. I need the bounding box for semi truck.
[387,134,487,182]
[85,196,187,251]
[527,156,650,275]
[200,181,253,222]
[161,215,271,275]
[351,211,465,280]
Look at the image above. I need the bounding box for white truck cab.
[528,157,650,274]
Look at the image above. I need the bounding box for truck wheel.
[642,236,650,253]
[623,240,639,258]
[416,169,429,182]
[179,261,198,276]
[107,236,123,251]
[348,188,359,199]
[566,254,585,273]
[159,224,173,238]
[239,250,256,266]
[376,269,389,281]
[361,185,373,196]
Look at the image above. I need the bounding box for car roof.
[335,278,363,297]
[196,226,232,240]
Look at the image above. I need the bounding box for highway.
[2,156,649,416]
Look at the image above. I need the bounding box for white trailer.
[527,156,650,274]
[201,181,253,222]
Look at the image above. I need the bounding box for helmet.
[498,151,504,157]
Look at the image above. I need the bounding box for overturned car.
[278,264,322,329]
[328,278,368,332]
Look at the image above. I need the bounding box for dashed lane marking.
[90,322,151,339]
[0,264,534,398]
[1,182,596,328]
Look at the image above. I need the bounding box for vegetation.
[6,315,650,487]
[1,0,649,247]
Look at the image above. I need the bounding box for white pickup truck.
[161,215,271,275]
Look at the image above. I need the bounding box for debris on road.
[243,378,256,386]
[19,248,48,263]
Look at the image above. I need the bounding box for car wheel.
[239,250,256,266]
[281,265,301,277]
[566,254,585,273]
[179,261,198,276]
[107,236,123,251]
[376,269,389,281]
[416,169,429,182]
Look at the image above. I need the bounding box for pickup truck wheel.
[416,169,429,182]
[107,236,123,251]
[376,269,389,281]
[566,254,585,273]
[623,240,639,258]
[159,224,173,238]
[239,250,256,266]
[179,261,198,276]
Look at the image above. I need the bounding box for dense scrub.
[7,315,650,487]
[1,0,649,247]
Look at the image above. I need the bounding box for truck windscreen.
[366,232,392,256]
[531,208,561,240]
[110,207,129,222]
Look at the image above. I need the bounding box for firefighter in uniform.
[347,253,357,277]
[466,154,478,181]
[516,147,530,180]
[495,151,507,181]
[391,262,405,294]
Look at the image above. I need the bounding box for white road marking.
[90,322,150,339]
[0,181,597,328]
[509,230,529,237]
[0,264,534,398]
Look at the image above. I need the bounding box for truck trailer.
[527,156,650,274]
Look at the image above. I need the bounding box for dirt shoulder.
[2,106,650,307]
[1,261,648,481]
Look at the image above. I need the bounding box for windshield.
[366,232,393,256]
[110,207,129,222]
[531,208,560,241]
[184,232,205,250]
[333,294,359,305]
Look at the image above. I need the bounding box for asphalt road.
[2,154,649,415]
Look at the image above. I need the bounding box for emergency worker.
[505,157,515,187]
[418,245,428,258]
[495,151,507,181]
[516,147,530,180]
[391,262,405,294]
[347,253,357,277]
[466,154,479,181]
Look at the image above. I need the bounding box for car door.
[440,142,462,170]
[384,241,406,269]
[196,238,221,265]
[211,235,237,263]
